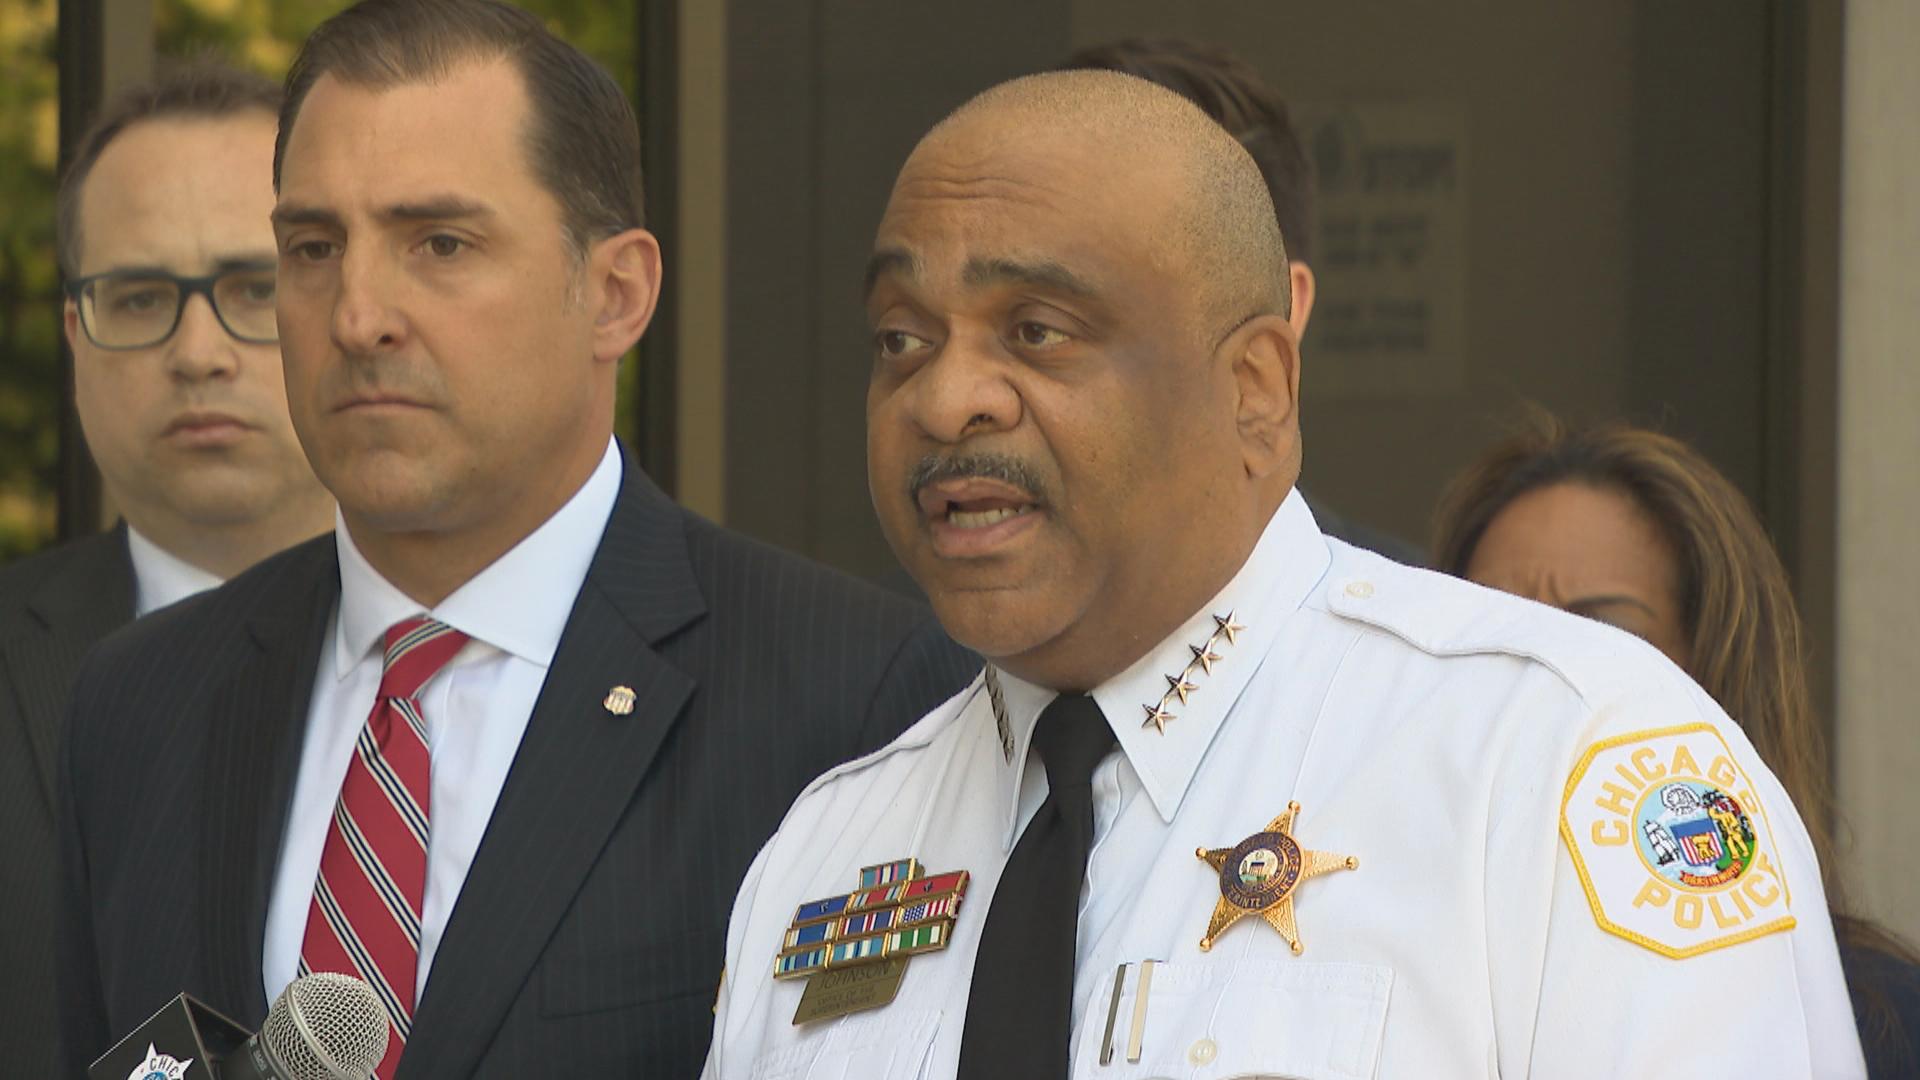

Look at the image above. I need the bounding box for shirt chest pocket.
[748,1007,942,1080]
[1075,959,1392,1080]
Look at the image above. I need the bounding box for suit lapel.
[196,543,338,1024]
[402,459,705,1077]
[4,527,136,804]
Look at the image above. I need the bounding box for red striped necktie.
[298,616,468,1079]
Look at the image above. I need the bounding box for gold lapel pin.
[603,685,637,716]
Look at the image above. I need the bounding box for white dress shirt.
[705,490,1866,1079]
[125,526,223,617]
[262,438,622,1005]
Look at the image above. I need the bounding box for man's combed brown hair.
[56,59,282,275]
[274,0,644,253]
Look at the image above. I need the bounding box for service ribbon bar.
[773,860,971,980]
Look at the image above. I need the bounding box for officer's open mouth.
[916,479,1042,530]
[945,500,1036,529]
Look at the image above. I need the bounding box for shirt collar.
[125,525,224,617]
[332,438,623,677]
[989,489,1332,846]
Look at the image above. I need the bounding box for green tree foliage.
[0,0,61,557]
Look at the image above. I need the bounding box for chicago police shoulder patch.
[1561,722,1794,958]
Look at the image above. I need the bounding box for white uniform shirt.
[705,491,1865,1079]
[126,525,223,617]
[261,438,622,1004]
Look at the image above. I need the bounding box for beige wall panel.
[1834,0,1920,947]
[676,0,728,522]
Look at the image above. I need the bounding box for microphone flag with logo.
[89,973,389,1079]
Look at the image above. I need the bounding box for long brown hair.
[1433,412,1915,1065]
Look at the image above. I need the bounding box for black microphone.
[90,973,390,1080]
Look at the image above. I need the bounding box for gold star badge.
[1196,802,1358,954]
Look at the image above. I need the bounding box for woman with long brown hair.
[1433,413,1918,1078]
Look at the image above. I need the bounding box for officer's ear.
[1288,262,1317,340]
[1223,313,1300,482]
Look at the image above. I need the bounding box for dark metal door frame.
[55,0,106,541]
[635,0,679,494]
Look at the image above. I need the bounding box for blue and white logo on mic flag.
[126,1043,194,1080]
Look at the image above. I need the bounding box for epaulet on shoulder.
[787,674,987,804]
[1313,539,1676,707]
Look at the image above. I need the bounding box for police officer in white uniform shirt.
[703,71,1865,1079]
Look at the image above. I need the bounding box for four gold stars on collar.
[1139,610,1245,735]
[1196,801,1358,954]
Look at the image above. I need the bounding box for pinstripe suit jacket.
[0,527,135,1079]
[57,457,979,1077]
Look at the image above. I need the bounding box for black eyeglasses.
[64,264,279,350]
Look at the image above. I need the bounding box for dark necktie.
[957,693,1116,1077]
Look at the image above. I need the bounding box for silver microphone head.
[258,973,392,1079]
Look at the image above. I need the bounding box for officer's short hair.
[1059,37,1314,265]
[57,60,282,275]
[275,0,645,257]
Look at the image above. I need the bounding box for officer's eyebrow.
[862,249,1105,308]
[864,248,920,300]
[961,256,1097,300]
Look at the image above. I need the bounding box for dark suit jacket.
[58,457,979,1077]
[0,527,135,1079]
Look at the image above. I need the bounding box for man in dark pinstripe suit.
[55,2,976,1076]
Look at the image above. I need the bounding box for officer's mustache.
[907,453,1051,508]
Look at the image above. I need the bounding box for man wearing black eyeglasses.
[0,63,332,1076]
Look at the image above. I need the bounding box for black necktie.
[957,693,1116,1077]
